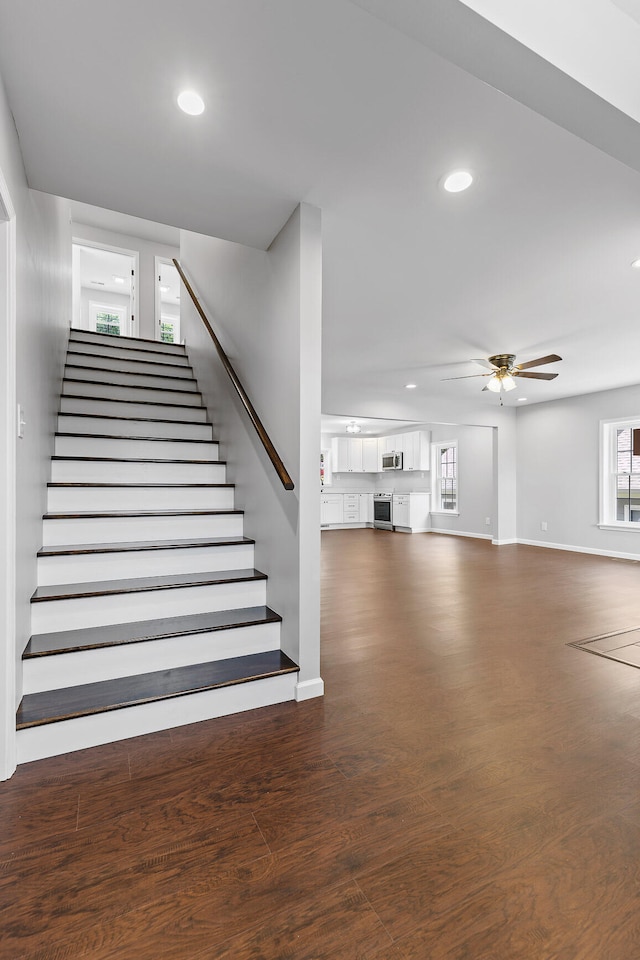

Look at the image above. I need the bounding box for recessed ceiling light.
[112,275,125,284]
[443,170,473,193]
[160,285,170,293]
[517,397,528,402]
[405,383,417,389]
[177,90,205,116]
[632,258,640,269]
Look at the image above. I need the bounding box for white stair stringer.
[17,328,297,763]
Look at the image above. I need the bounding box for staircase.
[16,329,298,764]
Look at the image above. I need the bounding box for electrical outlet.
[17,404,25,439]
[485,517,491,526]
[541,521,548,531]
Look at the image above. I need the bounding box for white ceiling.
[1,1,640,412]
[75,245,133,297]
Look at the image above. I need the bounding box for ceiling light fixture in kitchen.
[443,170,473,193]
[346,421,361,434]
[177,90,205,116]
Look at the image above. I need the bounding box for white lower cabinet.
[359,493,373,523]
[342,493,360,523]
[321,494,343,525]
[393,493,430,532]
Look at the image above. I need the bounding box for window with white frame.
[432,441,458,513]
[601,419,640,528]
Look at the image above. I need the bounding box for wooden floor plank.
[6,530,640,959]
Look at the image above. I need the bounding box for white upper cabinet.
[401,430,430,471]
[362,438,378,473]
[331,437,363,472]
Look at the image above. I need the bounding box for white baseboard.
[492,538,518,545]
[516,538,640,561]
[295,677,325,701]
[430,529,492,541]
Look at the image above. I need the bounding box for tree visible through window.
[95,311,121,336]
[160,321,175,343]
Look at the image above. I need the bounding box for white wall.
[0,69,71,779]
[179,203,323,699]
[517,383,640,558]
[71,223,178,341]
[430,423,494,539]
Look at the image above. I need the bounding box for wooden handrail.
[173,259,295,491]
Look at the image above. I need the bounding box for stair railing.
[173,259,295,491]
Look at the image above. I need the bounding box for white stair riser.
[16,674,297,764]
[50,459,227,484]
[69,332,185,357]
[60,396,208,423]
[43,512,244,545]
[66,353,193,378]
[23,621,280,693]
[67,344,189,366]
[46,485,234,513]
[54,435,219,460]
[64,366,198,391]
[37,542,255,585]
[31,579,267,633]
[63,381,201,405]
[57,414,212,441]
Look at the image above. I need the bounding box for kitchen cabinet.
[359,493,373,523]
[362,438,378,473]
[393,492,430,532]
[342,493,361,522]
[321,494,343,525]
[331,437,363,473]
[401,430,430,471]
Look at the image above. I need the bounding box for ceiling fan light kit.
[442,352,562,396]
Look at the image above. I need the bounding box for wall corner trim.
[295,678,324,701]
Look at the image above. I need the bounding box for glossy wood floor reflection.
[4,530,640,959]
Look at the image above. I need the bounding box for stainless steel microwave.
[382,452,403,470]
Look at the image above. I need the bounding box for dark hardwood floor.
[3,529,640,958]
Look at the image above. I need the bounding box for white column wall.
[0,70,71,779]
[179,203,323,697]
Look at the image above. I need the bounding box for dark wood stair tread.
[25,605,282,657]
[31,567,266,602]
[16,650,298,728]
[64,364,195,382]
[62,393,205,410]
[70,329,186,350]
[55,432,217,443]
[38,535,255,557]
[47,482,232,489]
[66,349,192,370]
[58,411,213,427]
[51,455,226,465]
[44,508,242,519]
[63,377,200,395]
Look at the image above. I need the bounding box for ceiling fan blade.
[516,370,559,380]
[441,373,491,381]
[515,353,562,371]
[471,358,500,370]
[481,384,490,392]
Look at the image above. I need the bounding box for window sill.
[597,523,640,532]
[431,511,460,517]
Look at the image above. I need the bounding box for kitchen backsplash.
[331,472,430,493]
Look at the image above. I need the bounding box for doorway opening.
[155,257,181,343]
[72,241,138,337]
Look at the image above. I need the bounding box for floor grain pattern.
[3,531,640,958]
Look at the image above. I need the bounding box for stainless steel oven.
[373,492,393,530]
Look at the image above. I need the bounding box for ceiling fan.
[442,353,562,392]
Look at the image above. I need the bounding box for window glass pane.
[95,311,121,336]
[160,321,175,344]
